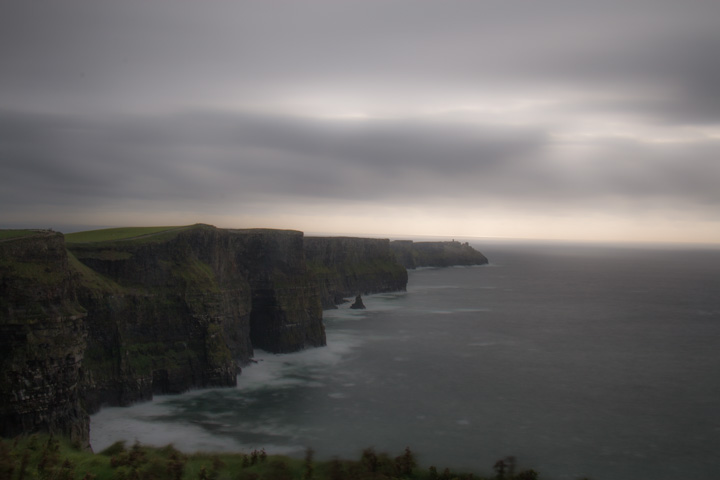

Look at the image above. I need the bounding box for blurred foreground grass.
[0,434,548,480]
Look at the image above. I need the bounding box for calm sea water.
[90,241,720,480]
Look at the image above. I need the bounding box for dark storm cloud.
[0,109,546,207]
[3,109,719,219]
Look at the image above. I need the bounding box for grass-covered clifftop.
[0,229,40,241]
[64,226,188,243]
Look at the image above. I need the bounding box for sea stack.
[350,294,366,309]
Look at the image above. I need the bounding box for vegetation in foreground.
[0,435,550,480]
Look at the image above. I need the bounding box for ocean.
[90,240,720,480]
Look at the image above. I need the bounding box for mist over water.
[91,241,720,480]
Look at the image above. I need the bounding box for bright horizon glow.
[15,206,718,247]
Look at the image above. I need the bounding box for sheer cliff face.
[69,225,252,411]
[230,230,325,353]
[304,237,408,308]
[68,225,325,411]
[0,232,88,445]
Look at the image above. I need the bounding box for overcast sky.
[2,0,720,243]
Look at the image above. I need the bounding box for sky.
[2,0,720,244]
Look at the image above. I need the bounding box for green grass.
[66,251,125,293]
[0,229,38,240]
[0,435,544,480]
[122,341,202,375]
[172,255,221,293]
[306,260,334,276]
[0,258,65,285]
[65,226,187,243]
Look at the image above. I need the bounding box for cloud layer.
[1,0,719,241]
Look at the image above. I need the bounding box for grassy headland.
[0,229,39,241]
[64,226,188,243]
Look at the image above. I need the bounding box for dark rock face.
[0,231,89,445]
[69,225,254,412]
[390,240,489,269]
[228,229,325,354]
[304,237,408,308]
[69,225,326,413]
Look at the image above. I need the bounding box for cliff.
[304,237,408,308]
[68,225,249,412]
[227,229,325,354]
[390,240,489,269]
[0,231,89,445]
[1,225,327,443]
[1,227,486,445]
[67,225,325,412]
